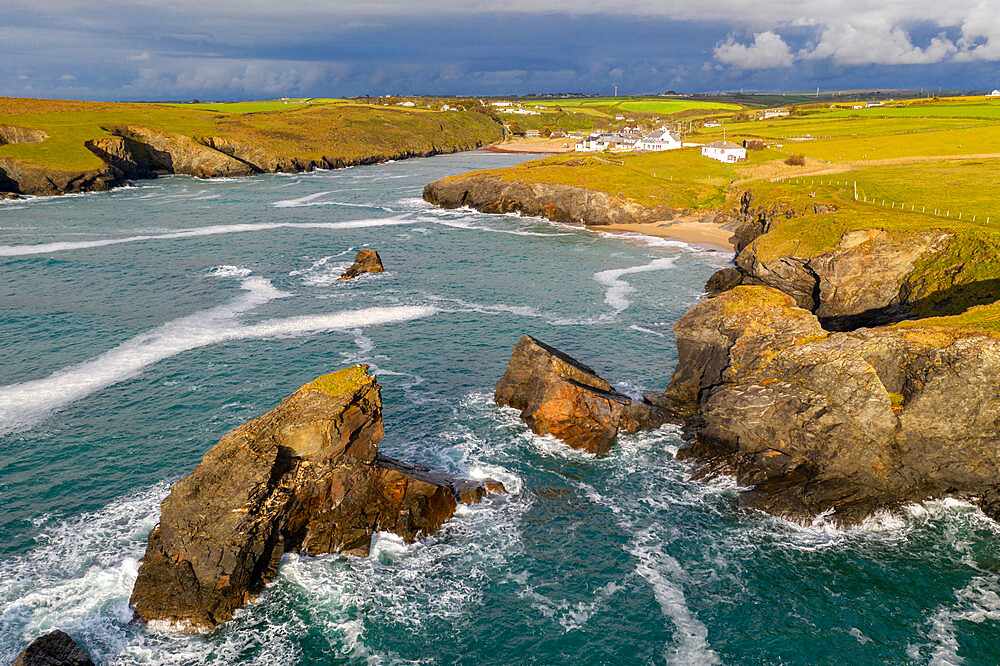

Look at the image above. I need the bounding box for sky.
[2,0,1000,100]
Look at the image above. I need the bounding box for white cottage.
[638,128,682,152]
[701,140,746,163]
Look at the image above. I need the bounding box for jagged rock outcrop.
[11,630,94,666]
[0,157,126,196]
[0,126,48,145]
[423,173,684,226]
[495,335,666,454]
[660,285,1000,525]
[130,365,504,632]
[707,203,954,330]
[338,249,384,280]
[712,190,812,254]
[108,126,260,179]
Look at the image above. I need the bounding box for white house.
[865,101,884,108]
[990,90,1000,97]
[575,134,602,151]
[638,128,682,151]
[703,121,722,128]
[701,140,746,163]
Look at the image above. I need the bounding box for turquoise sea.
[2,152,1000,665]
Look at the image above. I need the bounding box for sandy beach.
[594,220,735,252]
[484,139,575,154]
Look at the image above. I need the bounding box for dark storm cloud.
[1,1,998,99]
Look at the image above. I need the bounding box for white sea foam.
[629,324,666,337]
[288,253,356,286]
[914,574,1000,666]
[271,191,332,207]
[593,256,677,314]
[627,531,720,665]
[425,216,574,237]
[0,269,435,434]
[0,218,413,257]
[0,483,168,664]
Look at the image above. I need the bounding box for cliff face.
[130,366,503,632]
[661,286,1000,525]
[423,173,684,226]
[0,116,501,197]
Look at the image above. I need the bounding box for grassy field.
[520,96,741,116]
[0,97,504,172]
[464,95,1000,332]
[473,146,783,209]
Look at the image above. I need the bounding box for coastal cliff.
[423,172,686,226]
[0,98,504,197]
[130,366,503,632]
[423,162,1000,526]
[661,285,1000,525]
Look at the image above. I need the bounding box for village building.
[989,90,1000,97]
[761,108,790,119]
[524,129,541,138]
[638,128,682,152]
[498,107,541,115]
[701,140,746,163]
[703,121,722,128]
[865,101,884,108]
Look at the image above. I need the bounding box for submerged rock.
[495,335,666,454]
[660,285,1000,525]
[338,249,384,281]
[130,365,503,632]
[12,630,94,666]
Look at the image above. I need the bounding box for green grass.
[451,147,782,210]
[0,97,503,172]
[520,96,741,116]
[303,365,372,397]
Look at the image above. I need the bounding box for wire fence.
[770,176,994,224]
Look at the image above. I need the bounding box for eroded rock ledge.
[423,172,686,226]
[495,335,667,454]
[129,365,504,632]
[659,285,1000,525]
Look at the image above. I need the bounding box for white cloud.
[802,20,957,65]
[127,51,150,61]
[60,73,76,80]
[714,31,794,69]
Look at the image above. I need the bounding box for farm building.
[761,108,790,119]
[701,141,746,163]
[990,90,1000,97]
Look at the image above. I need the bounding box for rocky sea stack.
[660,285,1000,525]
[130,365,504,632]
[11,630,94,666]
[338,249,385,281]
[495,335,667,454]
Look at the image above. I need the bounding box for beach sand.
[594,220,735,252]
[485,139,575,154]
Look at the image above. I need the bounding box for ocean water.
[1,152,1000,665]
